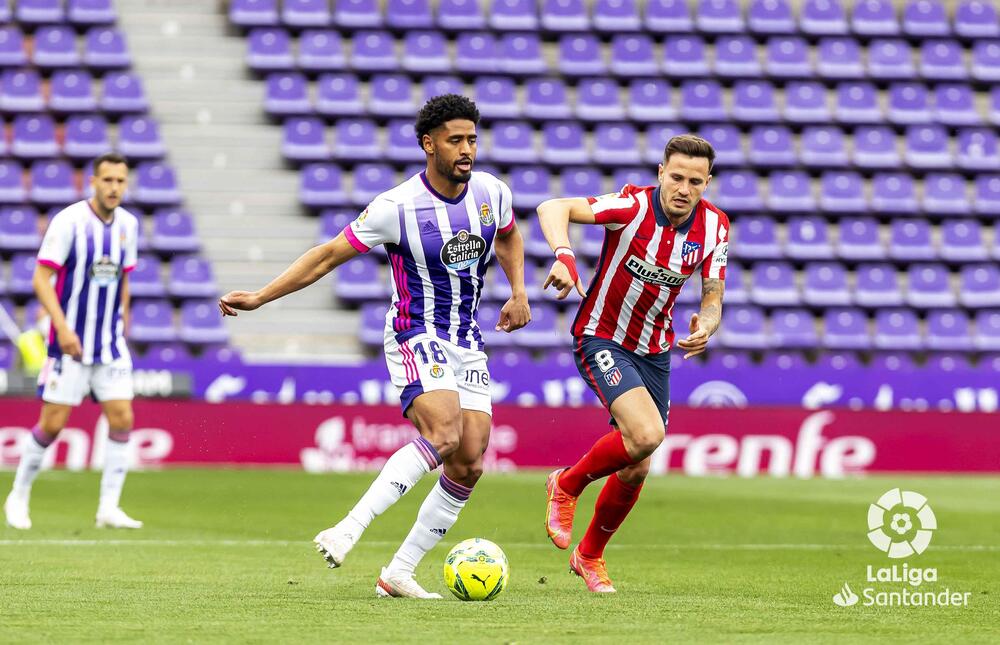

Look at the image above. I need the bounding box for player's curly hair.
[414,94,480,145]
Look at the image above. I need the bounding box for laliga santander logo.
[867,488,937,559]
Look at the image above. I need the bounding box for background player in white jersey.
[219,95,530,598]
[5,153,143,530]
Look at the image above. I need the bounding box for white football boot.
[375,568,442,599]
[4,492,32,530]
[95,507,143,529]
[314,520,360,568]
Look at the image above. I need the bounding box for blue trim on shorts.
[574,336,671,426]
[400,379,425,417]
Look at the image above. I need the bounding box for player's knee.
[629,427,664,460]
[426,423,462,458]
[618,460,650,486]
[449,460,483,488]
[106,409,133,431]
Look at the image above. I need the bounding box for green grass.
[1,470,998,644]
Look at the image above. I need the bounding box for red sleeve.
[587,185,642,225]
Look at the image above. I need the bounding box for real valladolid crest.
[832,488,972,608]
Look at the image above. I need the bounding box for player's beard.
[438,156,473,184]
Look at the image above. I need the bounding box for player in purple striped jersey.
[220,95,531,598]
[5,153,143,531]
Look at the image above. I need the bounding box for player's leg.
[90,356,141,528]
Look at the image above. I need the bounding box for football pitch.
[1,470,997,644]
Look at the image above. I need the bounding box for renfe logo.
[648,411,876,477]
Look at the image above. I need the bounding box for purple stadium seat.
[721,262,749,304]
[820,171,866,213]
[720,305,768,349]
[49,70,97,113]
[7,253,36,296]
[644,124,684,163]
[16,0,63,24]
[871,172,918,214]
[509,166,552,210]
[731,80,779,122]
[386,0,433,29]
[817,38,863,79]
[800,0,848,35]
[130,300,176,343]
[315,73,361,117]
[524,78,571,120]
[594,0,641,32]
[960,265,1000,307]
[978,175,1000,214]
[499,34,546,75]
[68,0,116,25]
[352,163,395,205]
[12,114,59,159]
[748,0,796,35]
[474,76,519,119]
[703,349,754,370]
[230,0,279,26]
[437,0,485,30]
[920,40,966,80]
[902,0,949,37]
[663,36,709,77]
[610,35,657,77]
[351,31,397,72]
[873,309,923,350]
[32,26,79,69]
[889,219,936,261]
[680,80,726,121]
[334,0,381,28]
[822,309,871,350]
[152,209,200,254]
[906,263,955,308]
[0,160,26,203]
[934,84,980,126]
[971,41,1000,82]
[282,117,329,162]
[514,303,561,349]
[853,126,900,169]
[576,79,623,122]
[835,82,881,123]
[801,126,848,168]
[923,173,970,215]
[169,256,217,299]
[751,261,798,306]
[65,114,110,161]
[837,217,884,260]
[733,216,779,259]
[180,301,230,345]
[302,165,350,210]
[84,27,131,69]
[421,75,463,101]
[764,36,810,78]
[926,311,973,351]
[766,171,815,212]
[869,352,917,371]
[957,128,1000,171]
[770,309,818,348]
[852,0,899,35]
[118,115,166,160]
[784,81,830,123]
[645,0,692,33]
[868,39,916,80]
[133,162,181,207]
[489,121,536,164]
[561,167,603,200]
[454,33,497,75]
[317,209,353,244]
[595,124,641,166]
[542,0,589,32]
[956,1,1000,39]
[356,304,385,346]
[385,119,423,163]
[490,0,538,31]
[558,34,605,77]
[282,0,331,27]
[628,79,675,122]
[715,171,763,212]
[0,206,41,252]
[803,262,851,306]
[246,28,294,71]
[975,311,1000,351]
[0,26,27,68]
[696,0,744,34]
[298,30,345,72]
[699,124,744,166]
[101,71,149,113]
[905,125,951,169]
[402,31,449,74]
[30,160,78,206]
[369,74,415,118]
[1,69,44,112]
[126,256,166,299]
[715,36,761,78]
[786,216,834,259]
[747,125,794,167]
[887,83,931,124]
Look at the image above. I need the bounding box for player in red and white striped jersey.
[537,135,729,592]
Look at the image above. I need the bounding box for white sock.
[98,433,131,513]
[11,427,52,500]
[386,475,473,577]
[343,436,442,536]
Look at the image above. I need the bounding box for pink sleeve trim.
[123,265,136,273]
[37,259,63,271]
[343,225,371,253]
[498,220,516,235]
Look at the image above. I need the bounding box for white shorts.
[37,355,134,406]
[385,331,492,416]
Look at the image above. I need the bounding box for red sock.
[558,430,634,497]
[578,473,643,559]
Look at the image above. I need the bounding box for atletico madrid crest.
[604,367,622,387]
[682,240,702,265]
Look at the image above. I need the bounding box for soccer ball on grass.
[443,538,508,601]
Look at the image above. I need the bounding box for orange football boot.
[545,469,577,550]
[569,548,616,593]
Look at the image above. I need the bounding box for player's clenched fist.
[543,247,586,300]
[496,294,531,332]
[218,291,263,317]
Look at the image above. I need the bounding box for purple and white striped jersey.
[37,200,139,365]
[343,171,515,351]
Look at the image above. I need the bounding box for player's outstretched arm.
[219,232,359,316]
[537,198,593,299]
[493,225,531,333]
[32,263,82,360]
[677,278,725,359]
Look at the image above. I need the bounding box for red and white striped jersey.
[572,184,730,356]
